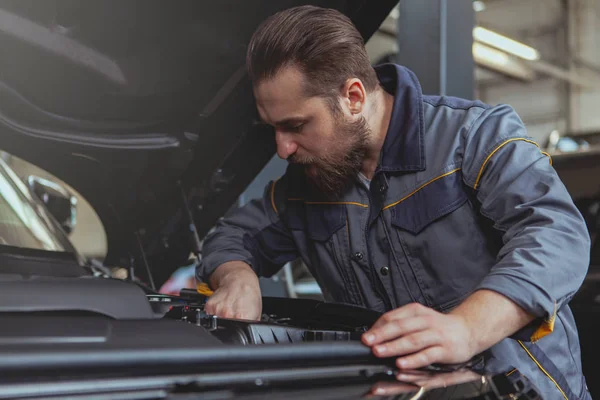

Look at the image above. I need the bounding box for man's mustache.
[287,154,316,165]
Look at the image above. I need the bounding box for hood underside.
[0,0,397,283]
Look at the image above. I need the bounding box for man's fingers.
[373,330,440,358]
[396,346,445,370]
[205,299,231,318]
[234,311,259,320]
[221,309,236,319]
[368,303,430,330]
[205,301,223,316]
[206,299,259,320]
[363,316,431,347]
[204,301,216,314]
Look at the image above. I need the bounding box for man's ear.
[342,78,367,115]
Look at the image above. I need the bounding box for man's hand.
[204,261,262,321]
[362,303,475,370]
[362,290,535,371]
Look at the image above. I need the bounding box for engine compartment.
[0,275,382,351]
[0,276,542,399]
[0,274,379,349]
[150,289,381,345]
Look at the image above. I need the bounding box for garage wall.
[367,0,600,144]
[476,0,563,33]
[571,0,600,131]
[476,0,566,143]
[477,0,600,142]
[480,78,567,142]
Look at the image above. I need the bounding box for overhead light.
[473,26,540,61]
[473,1,486,12]
[473,42,509,67]
[473,42,535,81]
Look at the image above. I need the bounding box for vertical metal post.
[564,0,580,132]
[397,0,475,99]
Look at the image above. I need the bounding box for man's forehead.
[254,67,312,124]
[254,67,308,102]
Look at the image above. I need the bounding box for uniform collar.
[374,64,426,172]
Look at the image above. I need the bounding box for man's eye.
[289,124,304,132]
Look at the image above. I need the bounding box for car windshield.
[0,159,67,252]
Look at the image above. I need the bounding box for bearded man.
[197,6,591,399]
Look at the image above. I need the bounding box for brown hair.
[246,5,379,107]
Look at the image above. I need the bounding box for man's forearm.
[209,261,258,290]
[450,289,535,355]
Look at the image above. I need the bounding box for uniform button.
[354,252,364,261]
[379,185,387,193]
[380,266,390,276]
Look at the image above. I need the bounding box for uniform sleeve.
[196,177,299,286]
[461,104,590,342]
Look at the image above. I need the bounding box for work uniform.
[198,64,591,399]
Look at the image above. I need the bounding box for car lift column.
[396,0,474,99]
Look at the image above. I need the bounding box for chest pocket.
[388,169,494,311]
[283,202,346,240]
[390,169,468,234]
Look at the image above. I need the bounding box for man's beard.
[289,114,371,200]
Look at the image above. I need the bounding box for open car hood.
[0,0,397,282]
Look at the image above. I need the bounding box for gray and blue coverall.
[199,64,592,399]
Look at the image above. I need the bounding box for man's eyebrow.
[273,117,307,127]
[253,116,308,128]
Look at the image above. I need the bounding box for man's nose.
[275,131,298,160]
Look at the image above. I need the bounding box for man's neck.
[361,88,395,180]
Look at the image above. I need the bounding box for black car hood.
[0,0,397,281]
